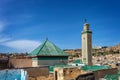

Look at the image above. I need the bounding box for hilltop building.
[82,22,92,65]
[29,39,69,67]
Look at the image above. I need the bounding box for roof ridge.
[47,40,67,55]
[37,39,48,55]
[53,43,65,54]
[29,39,69,56]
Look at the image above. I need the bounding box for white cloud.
[2,40,41,52]
[0,37,11,43]
[0,20,41,53]
[0,35,11,43]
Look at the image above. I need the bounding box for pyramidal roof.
[29,39,69,57]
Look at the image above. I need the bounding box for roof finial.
[46,37,48,41]
[84,19,87,23]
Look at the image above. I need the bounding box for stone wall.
[0,59,9,69]
[24,66,51,80]
[54,67,91,80]
[94,68,118,80]
[9,58,32,68]
[24,66,49,77]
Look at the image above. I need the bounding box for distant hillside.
[64,44,120,56]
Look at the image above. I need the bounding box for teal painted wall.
[32,56,68,66]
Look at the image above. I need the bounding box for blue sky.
[0,0,120,53]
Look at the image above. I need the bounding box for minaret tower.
[81,20,92,65]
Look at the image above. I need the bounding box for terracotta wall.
[24,67,49,77]
[9,58,32,68]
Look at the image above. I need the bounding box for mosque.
[28,22,119,80]
[29,21,93,67]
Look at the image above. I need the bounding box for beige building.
[82,22,92,65]
[54,66,94,80]
[53,66,117,80]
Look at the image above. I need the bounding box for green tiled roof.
[104,74,120,80]
[29,39,69,56]
[118,70,120,74]
[49,66,54,73]
[72,59,83,64]
[49,65,73,73]
[82,65,111,71]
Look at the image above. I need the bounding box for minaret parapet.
[84,23,90,31]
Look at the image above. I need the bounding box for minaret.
[81,21,92,65]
